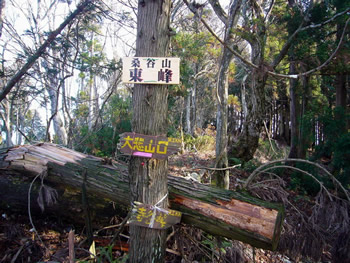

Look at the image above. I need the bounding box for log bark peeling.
[0,143,284,250]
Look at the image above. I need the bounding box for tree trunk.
[229,61,268,162]
[288,58,300,159]
[129,1,172,262]
[47,47,68,145]
[336,74,347,109]
[191,80,197,135]
[230,79,267,162]
[297,76,311,159]
[0,143,284,251]
[47,85,68,145]
[214,45,232,189]
[0,0,5,38]
[335,22,348,132]
[279,80,290,145]
[185,91,191,134]
[228,0,269,163]
[1,99,13,147]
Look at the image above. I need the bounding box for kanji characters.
[123,57,179,84]
[130,203,182,229]
[133,137,145,151]
[168,210,182,217]
[136,207,153,223]
[129,68,143,82]
[158,69,173,83]
[161,58,171,68]
[120,135,134,149]
[145,139,155,153]
[158,58,173,83]
[156,141,168,154]
[155,213,167,228]
[120,135,170,155]
[131,58,141,67]
[146,58,155,68]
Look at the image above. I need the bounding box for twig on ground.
[109,211,132,247]
[263,120,278,156]
[28,170,49,252]
[10,245,24,263]
[94,223,124,235]
[187,164,241,171]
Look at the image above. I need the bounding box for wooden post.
[127,1,172,262]
[68,230,75,263]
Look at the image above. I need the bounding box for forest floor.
[0,145,339,263]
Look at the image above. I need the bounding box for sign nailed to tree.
[122,57,180,85]
[118,132,181,159]
[129,202,182,230]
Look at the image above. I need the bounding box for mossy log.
[0,143,284,250]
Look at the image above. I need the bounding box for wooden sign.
[129,202,182,229]
[122,57,180,85]
[118,132,181,159]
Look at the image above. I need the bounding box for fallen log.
[0,143,284,250]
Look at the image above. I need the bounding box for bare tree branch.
[298,17,350,77]
[264,0,275,23]
[272,7,350,68]
[208,0,228,26]
[301,7,350,31]
[92,70,122,129]
[253,165,334,201]
[250,0,264,20]
[183,0,259,68]
[184,0,350,79]
[0,0,97,103]
[227,0,242,29]
[244,158,350,202]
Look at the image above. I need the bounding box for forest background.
[0,0,349,262]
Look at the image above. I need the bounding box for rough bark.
[213,45,232,189]
[46,67,68,145]
[335,20,348,132]
[288,57,300,159]
[229,45,268,162]
[297,76,311,159]
[0,99,13,147]
[129,0,172,262]
[210,0,242,189]
[191,78,197,135]
[185,91,191,134]
[228,0,268,163]
[0,143,284,251]
[336,74,347,109]
[279,80,290,145]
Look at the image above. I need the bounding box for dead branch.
[252,165,334,200]
[183,0,350,80]
[0,0,97,103]
[244,158,350,202]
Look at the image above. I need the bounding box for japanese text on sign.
[118,132,181,159]
[129,202,182,229]
[122,57,180,85]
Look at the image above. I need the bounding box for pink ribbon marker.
[133,152,153,158]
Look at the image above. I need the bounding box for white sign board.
[122,57,180,85]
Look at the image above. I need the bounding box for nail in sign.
[122,57,180,85]
[118,132,181,159]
